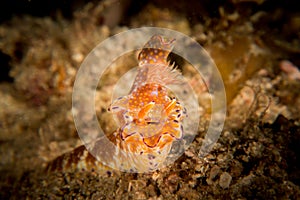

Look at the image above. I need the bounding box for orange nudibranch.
[107,35,187,172]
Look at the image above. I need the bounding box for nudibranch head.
[138,35,176,66]
[131,35,182,92]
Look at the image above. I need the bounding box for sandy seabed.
[0,0,300,199]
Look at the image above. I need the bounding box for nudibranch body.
[47,35,187,173]
[107,35,186,172]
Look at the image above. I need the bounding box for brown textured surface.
[0,0,300,199]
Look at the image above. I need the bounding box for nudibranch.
[46,35,187,173]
